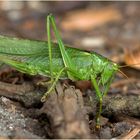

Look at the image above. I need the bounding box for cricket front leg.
[36,77,54,87]
[41,67,66,102]
[103,77,114,97]
[91,76,103,129]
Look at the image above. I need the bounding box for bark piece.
[87,94,140,118]
[0,81,43,107]
[103,95,140,117]
[39,83,91,139]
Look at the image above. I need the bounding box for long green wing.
[0,36,92,78]
[0,35,89,57]
[0,35,55,56]
[0,35,62,76]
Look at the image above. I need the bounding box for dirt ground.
[0,1,140,139]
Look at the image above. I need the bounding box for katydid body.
[0,36,118,81]
[0,14,119,127]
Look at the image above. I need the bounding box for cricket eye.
[113,63,119,70]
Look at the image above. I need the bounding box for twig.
[111,78,140,88]
[117,128,140,139]
[0,81,34,95]
[0,81,43,107]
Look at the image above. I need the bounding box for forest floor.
[0,1,140,139]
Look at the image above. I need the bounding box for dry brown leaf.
[0,136,9,139]
[124,46,140,70]
[61,7,121,31]
[75,80,92,91]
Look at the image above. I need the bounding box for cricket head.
[102,61,140,84]
[91,52,119,85]
[100,62,119,85]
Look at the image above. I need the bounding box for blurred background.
[0,1,139,69]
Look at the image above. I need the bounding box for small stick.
[119,128,140,139]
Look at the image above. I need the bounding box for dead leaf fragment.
[75,80,92,91]
[124,46,140,70]
[61,7,121,31]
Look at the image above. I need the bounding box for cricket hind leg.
[47,14,76,79]
[41,14,64,99]
[34,14,56,90]
[38,15,58,95]
[46,14,54,82]
[42,14,85,101]
[41,67,85,102]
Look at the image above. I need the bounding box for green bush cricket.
[0,14,120,128]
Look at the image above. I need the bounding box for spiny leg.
[37,14,54,87]
[41,66,85,102]
[43,14,86,102]
[41,14,64,92]
[91,76,103,128]
[102,75,114,97]
[48,14,87,79]
[47,14,76,79]
[46,14,54,83]
[42,14,82,101]
[41,67,66,102]
[43,14,74,99]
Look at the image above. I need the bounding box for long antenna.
[119,63,140,68]
[117,69,138,90]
